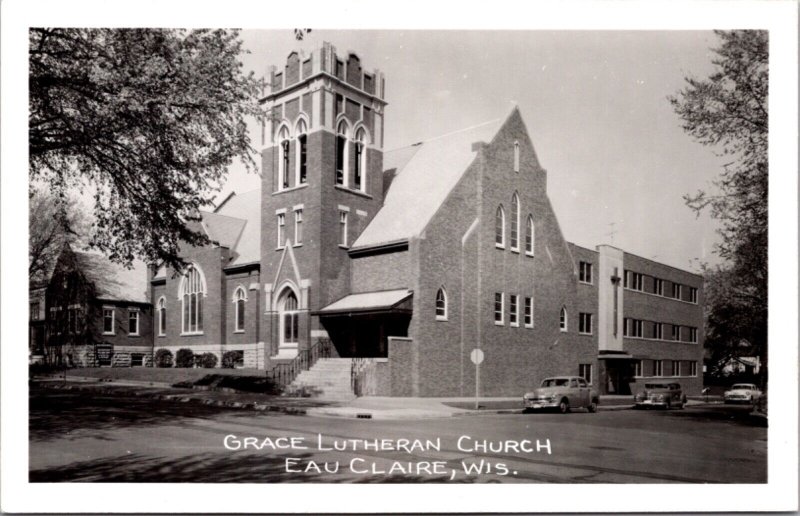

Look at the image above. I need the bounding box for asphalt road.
[29,388,766,483]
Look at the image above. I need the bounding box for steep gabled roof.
[352,118,504,250]
[213,189,260,266]
[74,251,149,303]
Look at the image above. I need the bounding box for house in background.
[29,244,152,367]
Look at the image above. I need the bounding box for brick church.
[33,42,705,397]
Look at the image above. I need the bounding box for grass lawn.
[54,366,269,385]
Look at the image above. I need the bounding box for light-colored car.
[523,376,598,413]
[724,383,762,404]
[633,382,687,409]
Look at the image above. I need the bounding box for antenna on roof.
[605,222,617,245]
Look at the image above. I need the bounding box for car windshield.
[644,383,669,390]
[732,384,754,390]
[541,378,569,387]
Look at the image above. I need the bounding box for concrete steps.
[287,358,355,401]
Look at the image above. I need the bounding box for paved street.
[29,387,766,483]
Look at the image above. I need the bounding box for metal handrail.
[266,338,332,387]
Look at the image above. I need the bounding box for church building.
[140,42,704,397]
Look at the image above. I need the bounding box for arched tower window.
[435,287,447,321]
[559,306,568,332]
[354,128,368,193]
[335,120,349,186]
[510,193,520,251]
[157,296,166,336]
[279,288,299,346]
[233,287,246,333]
[513,141,520,172]
[525,215,535,256]
[180,265,206,334]
[295,119,308,185]
[278,125,291,190]
[495,205,505,248]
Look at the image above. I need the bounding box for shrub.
[154,348,173,368]
[222,350,244,369]
[175,348,195,368]
[198,352,218,369]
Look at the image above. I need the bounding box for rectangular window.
[103,308,114,335]
[277,213,286,248]
[623,318,642,338]
[339,210,348,247]
[690,361,698,377]
[30,302,40,320]
[625,271,643,291]
[131,353,144,367]
[579,261,593,284]
[494,293,504,325]
[67,308,77,334]
[671,325,681,341]
[579,364,592,384]
[653,360,663,377]
[578,313,592,335]
[298,135,308,184]
[294,209,303,245]
[653,278,664,296]
[689,287,698,304]
[634,360,643,377]
[509,295,519,327]
[336,135,346,185]
[689,327,698,343]
[524,297,533,328]
[672,283,682,299]
[653,322,663,340]
[129,310,139,336]
[671,361,681,377]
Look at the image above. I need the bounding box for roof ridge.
[384,118,503,153]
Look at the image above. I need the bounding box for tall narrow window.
[103,308,114,335]
[495,205,505,248]
[339,210,348,247]
[336,121,349,186]
[654,278,664,296]
[181,265,205,334]
[294,209,303,245]
[525,215,534,256]
[494,293,504,325]
[295,119,308,185]
[579,364,592,384]
[689,327,698,343]
[653,322,663,340]
[671,325,681,341]
[510,193,520,251]
[634,360,643,377]
[354,128,367,192]
[509,294,519,326]
[277,213,286,248]
[654,360,663,377]
[280,290,299,345]
[234,287,246,333]
[435,287,447,321]
[277,126,290,190]
[559,306,568,332]
[524,297,533,328]
[129,309,140,336]
[579,261,593,283]
[690,361,698,376]
[689,287,698,303]
[579,313,592,334]
[671,361,681,377]
[672,283,682,299]
[513,141,520,172]
[157,297,166,336]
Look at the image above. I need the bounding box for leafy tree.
[669,30,768,379]
[29,28,264,270]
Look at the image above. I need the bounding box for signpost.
[470,348,484,410]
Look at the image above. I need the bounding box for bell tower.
[258,42,388,363]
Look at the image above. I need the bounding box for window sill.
[293,243,303,248]
[180,332,205,337]
[276,247,285,251]
[435,316,448,322]
[338,244,350,249]
[524,324,534,329]
[624,287,699,305]
[273,184,309,195]
[510,322,519,328]
[578,331,593,336]
[128,334,140,337]
[334,184,372,199]
[579,280,593,286]
[158,334,166,338]
[234,330,245,334]
[623,336,698,344]
[102,332,115,336]
[495,243,505,249]
[525,252,534,257]
[510,248,520,254]
[559,329,567,333]
[494,321,504,326]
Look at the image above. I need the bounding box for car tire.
[665,400,671,410]
[588,399,597,413]
[558,399,570,414]
[523,407,532,414]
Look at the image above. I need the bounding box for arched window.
[295,119,308,185]
[335,120,349,186]
[525,215,534,256]
[354,128,367,193]
[278,125,291,190]
[157,297,166,336]
[513,141,520,172]
[233,287,246,333]
[495,205,505,248]
[510,193,520,251]
[180,265,205,334]
[279,289,299,346]
[559,306,568,332]
[435,287,447,321]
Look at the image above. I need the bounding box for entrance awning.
[314,289,413,316]
[598,352,635,360]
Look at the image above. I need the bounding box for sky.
[220,29,727,273]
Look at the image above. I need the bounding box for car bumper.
[524,399,559,409]
[724,396,753,403]
[634,399,668,408]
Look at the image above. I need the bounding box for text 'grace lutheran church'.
[33,42,705,398]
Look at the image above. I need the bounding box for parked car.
[724,383,763,404]
[523,376,598,413]
[633,382,686,409]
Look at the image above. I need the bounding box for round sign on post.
[470,348,484,365]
